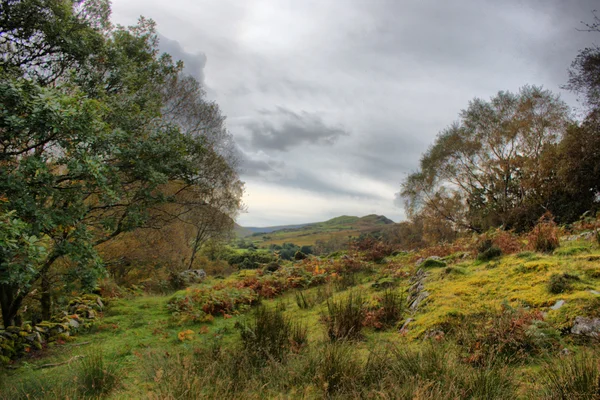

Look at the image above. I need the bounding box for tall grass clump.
[75,349,119,397]
[237,306,300,364]
[310,342,361,396]
[379,289,405,327]
[295,290,315,309]
[324,291,365,341]
[527,213,560,253]
[539,350,600,399]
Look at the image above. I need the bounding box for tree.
[401,86,571,232]
[0,1,243,326]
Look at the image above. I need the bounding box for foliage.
[477,239,503,261]
[168,286,257,320]
[0,0,243,327]
[402,86,571,233]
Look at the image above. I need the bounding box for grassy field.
[2,238,600,398]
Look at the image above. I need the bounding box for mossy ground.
[2,238,600,398]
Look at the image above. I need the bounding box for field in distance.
[237,214,394,247]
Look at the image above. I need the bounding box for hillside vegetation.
[4,225,600,398]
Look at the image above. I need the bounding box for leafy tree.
[0,1,243,325]
[401,86,571,232]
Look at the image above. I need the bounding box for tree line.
[0,0,243,327]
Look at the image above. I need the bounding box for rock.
[550,300,565,310]
[415,258,425,266]
[68,319,80,329]
[399,318,414,333]
[589,290,600,295]
[560,348,571,356]
[409,291,430,311]
[571,316,600,337]
[178,269,206,284]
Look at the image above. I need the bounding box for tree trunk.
[0,284,16,328]
[41,272,52,320]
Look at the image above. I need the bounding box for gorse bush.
[323,291,365,341]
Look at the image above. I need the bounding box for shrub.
[422,258,447,268]
[294,251,307,260]
[323,291,365,341]
[548,273,572,294]
[477,245,502,261]
[527,213,560,253]
[539,350,600,399]
[264,262,280,273]
[237,306,295,364]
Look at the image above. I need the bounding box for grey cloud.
[245,107,349,151]
[159,34,207,85]
[110,0,600,226]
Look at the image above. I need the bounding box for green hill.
[241,214,395,246]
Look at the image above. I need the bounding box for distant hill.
[237,214,394,246]
[244,223,313,234]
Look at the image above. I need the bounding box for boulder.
[571,316,600,337]
[178,269,207,284]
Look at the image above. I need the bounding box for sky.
[109,0,599,227]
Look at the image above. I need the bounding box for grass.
[3,238,600,398]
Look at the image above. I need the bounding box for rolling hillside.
[239,214,394,246]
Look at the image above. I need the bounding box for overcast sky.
[110,0,598,227]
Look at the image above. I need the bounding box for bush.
[539,350,600,399]
[476,239,502,261]
[527,214,560,253]
[547,272,579,294]
[422,258,447,268]
[294,251,307,260]
[323,291,365,341]
[477,245,502,261]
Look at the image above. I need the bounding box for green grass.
[4,238,600,398]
